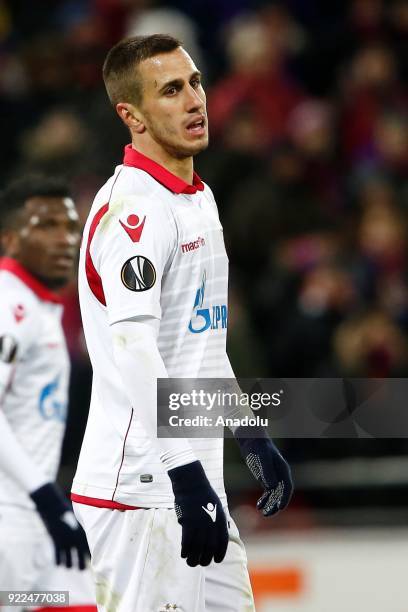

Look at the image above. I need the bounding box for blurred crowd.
[1,0,408,519]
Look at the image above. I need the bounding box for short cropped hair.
[103,34,182,107]
[0,174,71,230]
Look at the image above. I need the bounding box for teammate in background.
[0,176,96,611]
[72,35,293,611]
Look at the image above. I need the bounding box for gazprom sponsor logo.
[38,375,67,422]
[188,271,228,334]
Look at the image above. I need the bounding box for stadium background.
[1,0,407,609]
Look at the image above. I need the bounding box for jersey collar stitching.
[123,144,204,195]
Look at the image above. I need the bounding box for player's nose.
[53,226,80,249]
[184,85,204,112]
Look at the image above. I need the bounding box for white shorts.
[73,503,255,612]
[0,504,96,612]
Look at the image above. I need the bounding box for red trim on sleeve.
[0,257,62,303]
[71,492,140,511]
[123,145,204,195]
[84,203,109,306]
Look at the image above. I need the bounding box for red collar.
[0,257,62,304]
[123,145,204,195]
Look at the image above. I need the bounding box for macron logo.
[181,236,205,254]
[202,502,217,522]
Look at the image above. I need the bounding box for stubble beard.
[144,114,209,159]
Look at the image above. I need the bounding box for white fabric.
[73,502,255,612]
[0,505,95,611]
[0,410,48,494]
[111,318,197,469]
[73,165,231,508]
[0,271,69,509]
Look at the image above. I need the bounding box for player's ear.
[116,103,146,134]
[1,229,20,258]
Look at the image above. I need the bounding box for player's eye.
[39,219,58,228]
[165,86,178,96]
[191,78,201,88]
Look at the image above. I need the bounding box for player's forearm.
[111,318,197,470]
[0,409,49,493]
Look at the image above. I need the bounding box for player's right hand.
[30,482,89,570]
[168,460,229,567]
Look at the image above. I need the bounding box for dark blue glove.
[30,482,89,570]
[168,460,229,567]
[235,427,293,516]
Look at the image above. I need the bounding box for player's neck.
[131,140,194,185]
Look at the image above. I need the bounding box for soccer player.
[0,175,96,611]
[71,34,293,611]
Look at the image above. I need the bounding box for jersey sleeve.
[0,292,38,396]
[0,409,48,492]
[92,193,177,325]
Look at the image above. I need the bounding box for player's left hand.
[235,428,293,516]
[30,482,90,570]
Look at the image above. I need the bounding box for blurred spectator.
[223,140,338,285]
[358,190,406,273]
[21,35,72,98]
[18,109,90,177]
[126,0,204,69]
[333,310,408,376]
[64,13,110,90]
[264,263,358,377]
[340,44,407,168]
[208,10,305,152]
[288,99,343,211]
[350,0,386,42]
[373,112,408,175]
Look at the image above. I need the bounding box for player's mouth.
[185,115,206,137]
[53,253,76,270]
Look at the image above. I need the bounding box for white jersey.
[72,145,231,509]
[0,258,69,509]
